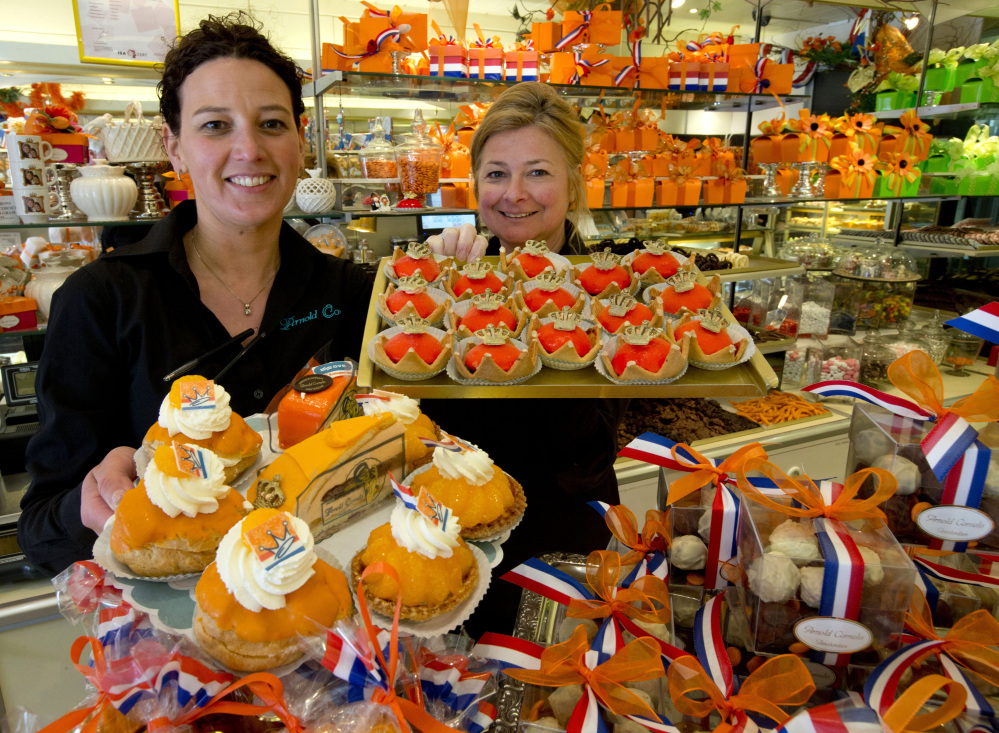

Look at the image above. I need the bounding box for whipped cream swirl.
[361,390,421,425]
[433,444,494,485]
[390,503,461,559]
[216,514,316,612]
[144,444,228,518]
[158,383,233,440]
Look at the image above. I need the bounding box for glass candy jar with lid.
[860,326,895,385]
[796,274,836,339]
[919,310,951,365]
[748,276,804,338]
[359,117,399,189]
[805,334,862,387]
[945,330,984,376]
[780,237,837,271]
[395,109,443,199]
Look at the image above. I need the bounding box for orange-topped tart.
[409,440,525,539]
[444,260,512,301]
[669,310,750,367]
[386,241,451,283]
[574,249,636,298]
[499,239,568,281]
[603,323,690,382]
[373,317,454,379]
[454,324,539,383]
[358,389,440,472]
[514,269,586,318]
[593,293,662,335]
[143,376,262,485]
[536,307,601,368]
[377,274,448,325]
[352,499,478,620]
[656,269,721,316]
[110,443,248,577]
[194,508,353,671]
[450,291,528,340]
[628,240,683,284]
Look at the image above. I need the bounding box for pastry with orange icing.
[592,293,662,335]
[372,317,454,380]
[627,240,684,285]
[142,376,262,485]
[448,291,528,340]
[602,323,690,382]
[654,268,721,316]
[409,440,525,539]
[573,249,637,298]
[358,389,440,472]
[535,307,601,369]
[514,269,586,318]
[669,310,751,367]
[453,324,539,383]
[276,362,356,450]
[443,260,513,301]
[499,239,569,281]
[110,443,248,577]
[385,241,451,283]
[352,498,478,620]
[377,274,449,325]
[194,508,353,671]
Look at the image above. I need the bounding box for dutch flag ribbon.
[945,303,999,345]
[812,518,865,667]
[555,12,593,50]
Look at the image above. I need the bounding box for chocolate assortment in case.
[734,461,915,665]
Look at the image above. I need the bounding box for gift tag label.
[172,442,209,478]
[246,513,305,570]
[802,661,840,689]
[793,618,872,654]
[314,360,356,378]
[293,374,333,394]
[179,379,216,410]
[417,487,453,531]
[917,505,994,542]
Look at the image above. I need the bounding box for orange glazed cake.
[110,443,248,577]
[194,508,353,671]
[358,389,440,473]
[143,375,262,485]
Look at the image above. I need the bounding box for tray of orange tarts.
[359,255,778,398]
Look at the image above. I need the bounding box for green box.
[921,155,949,173]
[973,154,996,170]
[955,59,988,88]
[874,171,921,197]
[929,176,958,195]
[924,66,957,92]
[957,174,992,196]
[960,77,999,104]
[875,90,917,112]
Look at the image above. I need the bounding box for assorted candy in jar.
[804,334,862,387]
[831,242,919,329]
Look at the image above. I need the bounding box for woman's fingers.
[423,225,488,262]
[81,446,138,533]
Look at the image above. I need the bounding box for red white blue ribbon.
[588,501,668,584]
[615,41,641,87]
[776,698,884,733]
[912,554,999,589]
[704,484,741,590]
[321,622,398,702]
[569,51,609,84]
[932,440,991,552]
[913,561,941,616]
[472,632,543,671]
[420,437,463,451]
[556,12,592,50]
[802,382,932,420]
[417,650,497,720]
[693,593,735,697]
[813,518,865,667]
[748,58,771,93]
[467,702,498,733]
[946,302,999,344]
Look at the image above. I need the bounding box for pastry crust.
[460,474,527,539]
[453,335,539,382]
[667,313,750,366]
[514,281,587,319]
[571,264,639,299]
[372,329,454,377]
[351,549,479,621]
[591,297,664,334]
[113,532,225,577]
[601,331,690,382]
[531,320,603,368]
[446,295,530,340]
[385,248,452,284]
[193,605,302,672]
[376,283,450,326]
[499,246,570,282]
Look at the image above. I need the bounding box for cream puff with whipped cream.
[142,375,262,484]
[194,508,353,671]
[359,389,440,472]
[408,440,526,539]
[110,443,249,576]
[352,501,478,621]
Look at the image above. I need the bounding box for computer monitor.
[1,362,39,407]
[417,212,478,240]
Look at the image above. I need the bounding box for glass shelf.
[0,211,345,231]
[305,70,806,112]
[872,102,999,121]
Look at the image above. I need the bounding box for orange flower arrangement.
[830,144,877,193]
[879,151,920,195]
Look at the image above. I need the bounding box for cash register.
[0,362,42,579]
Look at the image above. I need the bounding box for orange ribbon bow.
[880,675,967,733]
[905,586,999,690]
[504,625,665,720]
[567,551,671,626]
[836,112,880,151]
[147,673,302,732]
[758,113,786,136]
[429,19,460,46]
[787,110,834,157]
[830,144,877,190]
[736,459,896,522]
[432,121,469,174]
[666,442,768,505]
[668,154,699,186]
[878,151,920,195]
[715,159,747,183]
[668,654,815,733]
[600,505,670,565]
[888,350,999,424]
[898,109,933,156]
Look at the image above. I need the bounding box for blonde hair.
[470,82,587,225]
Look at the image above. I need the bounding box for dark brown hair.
[158,11,305,134]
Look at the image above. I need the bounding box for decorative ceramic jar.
[69,160,138,221]
[24,254,85,320]
[295,169,337,214]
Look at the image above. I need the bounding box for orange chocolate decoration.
[110,483,247,554]
[195,559,352,643]
[277,370,353,449]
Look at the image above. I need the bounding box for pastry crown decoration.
[407,241,434,260]
[396,315,433,334]
[397,273,430,294]
[591,248,621,272]
[522,240,550,257]
[533,269,566,292]
[551,305,582,332]
[607,292,639,317]
[620,323,660,346]
[253,475,285,509]
[464,260,494,280]
[474,323,514,345]
[696,308,727,333]
[665,269,698,293]
[470,290,506,312]
[641,239,670,256]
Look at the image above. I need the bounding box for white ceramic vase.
[25,266,75,321]
[295,169,336,214]
[70,161,138,221]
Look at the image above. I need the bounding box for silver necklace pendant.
[244,304,252,316]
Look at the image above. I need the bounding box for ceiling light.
[672,0,685,7]
[904,14,919,29]
[689,7,698,12]
[102,77,114,84]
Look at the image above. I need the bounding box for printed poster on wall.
[72,0,180,67]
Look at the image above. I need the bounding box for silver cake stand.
[126,161,170,219]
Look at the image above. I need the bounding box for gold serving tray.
[358,256,779,398]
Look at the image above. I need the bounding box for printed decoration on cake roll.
[811,517,866,667]
[501,552,686,666]
[588,501,669,584]
[804,350,999,489]
[945,302,999,345]
[415,645,498,723]
[316,562,464,733]
[670,601,816,733]
[477,625,680,733]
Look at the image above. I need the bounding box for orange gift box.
[358,53,393,73]
[692,153,712,177]
[505,49,539,81]
[841,175,876,199]
[615,127,658,153]
[762,63,793,94]
[561,6,623,46]
[824,170,842,199]
[727,43,760,67]
[322,43,361,72]
[467,180,477,208]
[428,45,469,77]
[531,22,562,53]
[586,149,610,178]
[638,58,670,89]
[607,57,638,89]
[775,168,798,196]
[642,154,669,178]
[703,178,747,204]
[610,179,655,207]
[779,134,831,163]
[878,135,899,157]
[898,131,931,162]
[830,130,881,158]
[657,178,701,206]
[751,136,782,165]
[468,47,504,80]
[41,132,89,164]
[726,65,746,92]
[586,178,606,208]
[359,8,427,52]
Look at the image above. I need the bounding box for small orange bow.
[666,442,768,505]
[888,350,999,424]
[668,654,815,733]
[715,159,747,183]
[600,504,670,565]
[568,551,671,626]
[829,144,877,189]
[878,152,920,195]
[668,153,699,185]
[879,675,967,733]
[787,110,833,156]
[758,113,786,136]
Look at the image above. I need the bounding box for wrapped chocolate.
[734,460,914,665]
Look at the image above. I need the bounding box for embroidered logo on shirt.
[279,304,342,330]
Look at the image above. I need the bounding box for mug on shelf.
[13,186,53,222]
[6,134,54,166]
[10,159,54,188]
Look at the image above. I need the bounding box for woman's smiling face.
[476,125,573,252]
